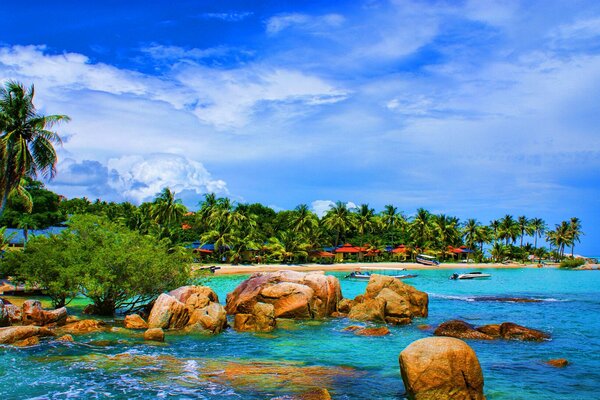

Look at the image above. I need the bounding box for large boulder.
[147,286,227,334]
[347,275,428,324]
[434,320,494,340]
[21,300,67,326]
[124,314,148,330]
[399,337,485,400]
[4,303,22,324]
[0,325,55,344]
[144,327,165,342]
[60,319,108,334]
[499,322,549,341]
[147,293,190,329]
[234,302,276,332]
[226,271,342,320]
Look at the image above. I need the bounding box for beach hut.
[390,244,409,261]
[310,250,335,264]
[335,243,362,262]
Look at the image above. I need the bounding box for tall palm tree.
[381,204,403,246]
[432,214,460,260]
[289,204,318,235]
[498,215,519,245]
[529,218,546,249]
[547,221,571,257]
[150,187,187,228]
[322,201,354,247]
[0,81,69,216]
[568,217,583,257]
[489,219,500,243]
[462,219,480,251]
[410,208,433,253]
[355,203,375,245]
[517,216,532,248]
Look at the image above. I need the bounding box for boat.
[416,254,440,266]
[345,271,417,280]
[450,272,491,280]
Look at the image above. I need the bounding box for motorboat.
[345,271,418,280]
[450,272,491,280]
[416,254,440,266]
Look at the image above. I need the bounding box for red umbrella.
[391,245,408,254]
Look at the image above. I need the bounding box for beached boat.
[345,271,418,280]
[450,272,491,280]
[416,254,440,266]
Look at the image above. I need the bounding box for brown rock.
[434,320,494,340]
[342,325,363,332]
[546,358,568,368]
[386,317,412,325]
[476,324,501,338]
[337,298,354,314]
[147,293,189,329]
[14,336,40,347]
[234,302,276,332]
[0,299,9,327]
[355,326,390,336]
[4,304,22,324]
[0,325,55,344]
[124,314,148,330]
[187,302,227,334]
[499,322,549,341]
[144,327,165,342]
[365,275,428,318]
[297,387,332,400]
[56,334,74,342]
[417,324,432,331]
[260,282,314,318]
[61,319,107,334]
[21,300,67,326]
[168,285,219,305]
[376,288,412,318]
[399,337,485,400]
[348,298,387,322]
[330,311,347,318]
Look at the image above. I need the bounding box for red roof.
[335,243,361,253]
[391,245,408,253]
[313,251,335,257]
[193,248,213,254]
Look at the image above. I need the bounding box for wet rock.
[499,322,549,341]
[434,320,494,340]
[399,337,485,400]
[144,327,165,342]
[337,298,354,314]
[0,299,9,327]
[187,302,227,334]
[61,319,107,334]
[234,302,276,332]
[5,304,22,324]
[0,326,55,344]
[14,336,40,347]
[297,387,332,400]
[123,314,148,330]
[168,285,219,305]
[546,358,568,368]
[386,317,412,326]
[226,271,342,320]
[355,326,390,336]
[342,325,363,332]
[147,293,189,329]
[348,298,387,322]
[330,311,347,318]
[476,324,501,338]
[21,300,67,326]
[365,275,428,318]
[417,324,432,331]
[56,334,74,342]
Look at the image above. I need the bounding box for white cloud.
[266,13,345,35]
[311,200,357,218]
[197,12,253,22]
[107,153,227,204]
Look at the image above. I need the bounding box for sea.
[1,268,599,399]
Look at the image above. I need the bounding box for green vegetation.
[559,258,586,269]
[1,215,190,314]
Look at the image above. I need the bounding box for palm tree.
[462,219,480,250]
[547,221,571,257]
[322,201,354,247]
[529,218,546,249]
[150,188,187,228]
[289,204,318,235]
[490,242,508,263]
[498,215,519,245]
[489,219,500,243]
[432,214,460,260]
[410,208,433,254]
[568,217,583,257]
[0,81,69,216]
[355,204,375,245]
[381,205,403,246]
[517,216,533,248]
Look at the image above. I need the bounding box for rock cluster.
[144,285,227,338]
[434,320,550,342]
[343,275,428,325]
[226,271,342,331]
[399,337,485,400]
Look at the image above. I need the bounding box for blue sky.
[1,0,599,254]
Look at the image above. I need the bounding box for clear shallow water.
[1,268,600,399]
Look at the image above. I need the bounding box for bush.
[559,258,586,269]
[1,215,191,314]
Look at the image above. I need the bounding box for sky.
[1,0,599,254]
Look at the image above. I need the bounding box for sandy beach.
[207,261,557,275]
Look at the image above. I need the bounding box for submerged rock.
[13,336,40,347]
[355,326,390,336]
[399,337,485,400]
[60,319,108,334]
[0,325,55,344]
[226,270,342,320]
[434,320,494,340]
[546,358,569,368]
[499,322,549,341]
[56,334,74,342]
[144,327,165,342]
[124,314,148,330]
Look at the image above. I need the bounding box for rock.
[21,300,67,326]
[13,336,40,347]
[168,285,219,305]
[5,304,22,324]
[147,293,189,329]
[434,320,494,340]
[355,326,390,336]
[365,275,428,318]
[225,270,342,320]
[61,319,107,334]
[476,324,501,338]
[0,299,9,327]
[499,322,549,341]
[56,334,74,342]
[187,302,228,334]
[546,358,568,368]
[233,302,276,332]
[124,314,148,330]
[0,326,55,344]
[348,298,387,322]
[473,296,542,303]
[417,324,432,331]
[298,387,332,400]
[144,327,165,342]
[337,298,354,314]
[342,325,363,332]
[399,337,485,400]
[330,311,347,318]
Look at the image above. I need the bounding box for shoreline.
[207,261,560,275]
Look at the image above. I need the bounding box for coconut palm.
[517,216,533,248]
[355,203,375,245]
[410,208,433,253]
[322,201,354,247]
[289,204,318,235]
[150,188,187,228]
[490,242,508,263]
[432,214,460,260]
[547,221,571,257]
[381,204,403,246]
[568,217,583,257]
[0,81,69,216]
[462,219,480,250]
[489,219,500,243]
[529,218,546,249]
[498,215,519,245]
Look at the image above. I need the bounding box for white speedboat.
[345,271,417,280]
[416,254,440,266]
[450,272,491,280]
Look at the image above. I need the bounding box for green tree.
[517,216,533,248]
[0,81,69,216]
[568,217,583,257]
[410,208,433,252]
[529,218,546,249]
[322,201,354,247]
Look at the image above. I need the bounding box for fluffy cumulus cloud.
[311,200,357,218]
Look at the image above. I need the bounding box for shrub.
[559,258,586,269]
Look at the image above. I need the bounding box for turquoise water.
[1,268,600,399]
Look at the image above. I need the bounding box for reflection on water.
[1,268,599,399]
